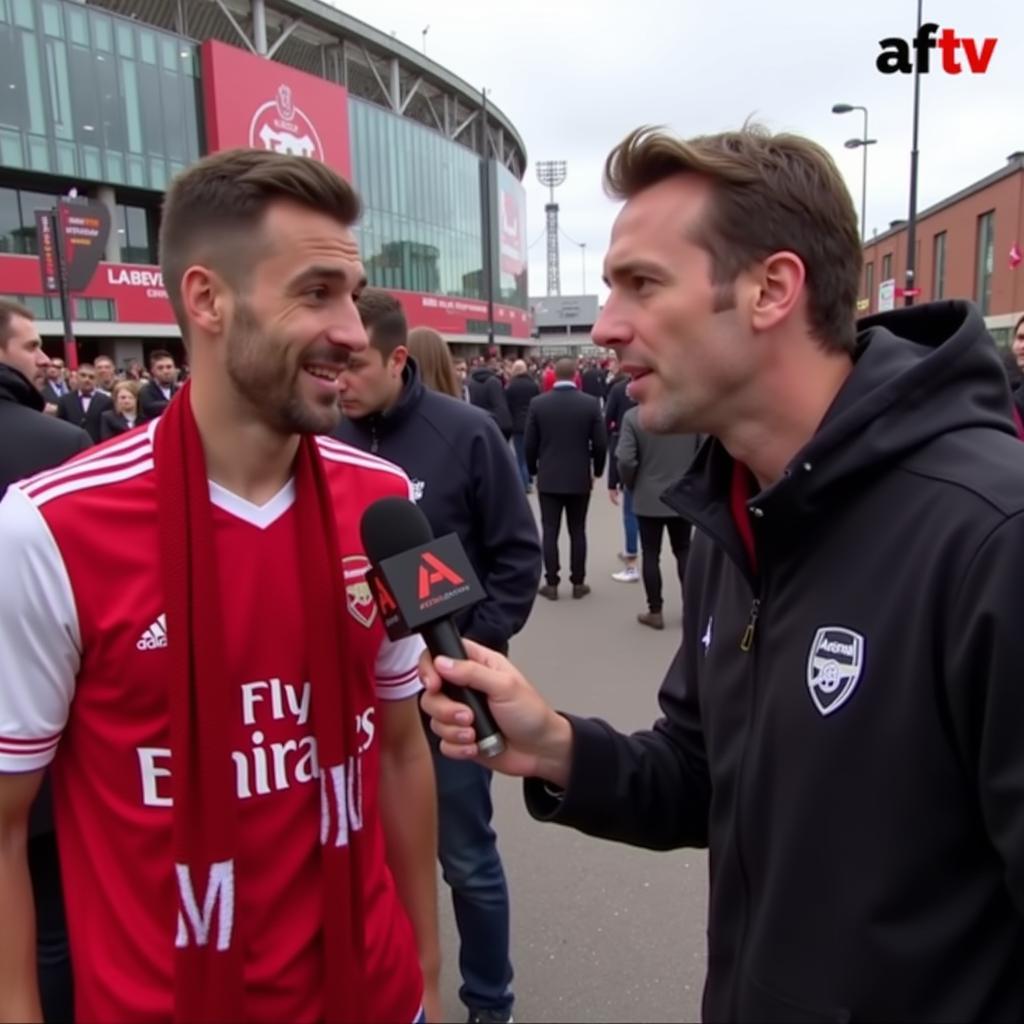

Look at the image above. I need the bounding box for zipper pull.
[740,598,761,652]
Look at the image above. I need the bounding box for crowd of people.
[1,123,1024,1024]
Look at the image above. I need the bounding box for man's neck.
[718,347,853,490]
[189,377,300,505]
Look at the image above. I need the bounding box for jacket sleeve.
[461,419,542,651]
[56,395,70,423]
[944,512,1024,917]
[616,412,640,491]
[487,378,512,438]
[524,404,539,478]
[590,399,608,480]
[523,550,712,850]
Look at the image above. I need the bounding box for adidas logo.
[137,614,168,651]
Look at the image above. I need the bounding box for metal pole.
[252,0,268,55]
[581,242,586,294]
[905,0,923,306]
[481,88,495,348]
[50,206,77,370]
[860,109,869,245]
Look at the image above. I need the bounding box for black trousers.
[539,492,590,585]
[29,831,74,1023]
[637,515,691,613]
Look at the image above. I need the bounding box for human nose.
[591,292,632,352]
[326,298,369,354]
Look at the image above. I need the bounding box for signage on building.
[530,294,599,328]
[498,179,527,277]
[856,298,870,313]
[36,211,58,294]
[200,40,351,178]
[59,197,111,293]
[877,278,896,312]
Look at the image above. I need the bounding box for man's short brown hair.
[0,298,34,350]
[149,348,174,368]
[356,289,407,360]
[604,126,862,354]
[159,148,362,344]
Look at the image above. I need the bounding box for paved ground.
[436,490,708,1023]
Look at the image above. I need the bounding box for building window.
[932,232,946,300]
[881,253,893,281]
[864,261,874,311]
[975,211,995,316]
[117,203,154,263]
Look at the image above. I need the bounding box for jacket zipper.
[739,598,760,652]
[729,584,765,1021]
[370,424,379,454]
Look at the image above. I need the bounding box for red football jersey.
[0,423,426,1023]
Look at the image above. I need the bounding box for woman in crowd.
[99,380,144,440]
[407,326,462,399]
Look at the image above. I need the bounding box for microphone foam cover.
[360,495,434,565]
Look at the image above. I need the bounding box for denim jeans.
[622,487,639,557]
[429,732,514,1015]
[511,433,530,489]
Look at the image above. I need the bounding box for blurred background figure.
[93,355,118,397]
[1011,314,1024,428]
[605,367,640,582]
[407,327,461,399]
[100,380,144,440]
[56,363,111,444]
[505,360,540,493]
[40,356,68,414]
[468,357,513,440]
[616,407,700,630]
[453,357,471,401]
[139,349,179,419]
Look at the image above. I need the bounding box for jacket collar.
[0,364,44,412]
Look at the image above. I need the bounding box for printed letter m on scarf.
[175,859,235,951]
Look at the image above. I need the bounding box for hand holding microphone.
[360,496,571,779]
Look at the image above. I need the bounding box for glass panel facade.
[349,98,486,302]
[975,211,995,316]
[932,232,946,301]
[117,201,154,263]
[0,0,200,188]
[881,253,892,281]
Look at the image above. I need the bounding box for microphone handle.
[420,619,506,758]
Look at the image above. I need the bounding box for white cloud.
[329,0,1023,302]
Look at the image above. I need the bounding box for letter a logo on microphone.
[418,552,463,600]
[373,575,398,616]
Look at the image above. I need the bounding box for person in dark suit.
[468,360,513,439]
[39,357,69,411]
[99,380,144,440]
[138,349,179,420]
[505,359,540,492]
[525,356,607,599]
[56,363,112,444]
[0,299,89,1024]
[580,360,608,402]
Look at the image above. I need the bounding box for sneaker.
[539,584,559,601]
[612,566,640,583]
[467,1011,514,1024]
[572,583,591,599]
[637,611,665,630]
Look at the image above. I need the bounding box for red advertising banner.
[498,180,527,278]
[35,212,58,294]
[0,255,531,338]
[201,40,352,179]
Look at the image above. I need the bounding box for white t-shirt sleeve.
[374,632,425,702]
[0,487,79,771]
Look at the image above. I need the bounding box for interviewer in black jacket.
[421,125,1024,1023]
[334,290,539,1024]
[0,300,88,1024]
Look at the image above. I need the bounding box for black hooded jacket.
[467,367,513,439]
[526,302,1024,1021]
[0,364,90,498]
[333,358,541,652]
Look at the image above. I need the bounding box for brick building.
[861,151,1024,347]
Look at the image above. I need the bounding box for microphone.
[360,496,506,758]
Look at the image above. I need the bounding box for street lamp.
[580,242,587,295]
[832,103,872,244]
[904,0,924,306]
[421,24,429,54]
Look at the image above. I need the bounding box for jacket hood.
[345,357,424,439]
[471,367,497,383]
[0,364,44,412]
[671,301,1016,530]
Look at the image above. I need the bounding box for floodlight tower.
[536,160,567,296]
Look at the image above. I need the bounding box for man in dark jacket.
[525,357,607,599]
[505,359,540,492]
[56,363,112,444]
[604,371,640,579]
[422,126,1024,1022]
[335,290,540,1024]
[0,300,89,1024]
[138,349,179,420]
[580,360,607,402]
[468,361,513,439]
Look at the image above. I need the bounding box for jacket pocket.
[740,975,851,1024]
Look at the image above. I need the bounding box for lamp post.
[421,24,429,55]
[580,242,587,294]
[904,0,924,306]
[831,103,873,244]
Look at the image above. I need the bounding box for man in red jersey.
[0,149,440,1024]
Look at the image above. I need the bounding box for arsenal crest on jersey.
[342,555,377,628]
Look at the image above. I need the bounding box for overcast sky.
[330,0,1021,302]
